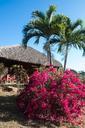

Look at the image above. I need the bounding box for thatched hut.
[0,45,62,74]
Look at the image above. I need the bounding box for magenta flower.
[17,67,85,126]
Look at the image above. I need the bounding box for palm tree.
[48,17,85,70]
[60,18,85,70]
[22,5,61,65]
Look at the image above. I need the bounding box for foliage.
[22,5,64,64]
[61,18,85,70]
[46,17,85,70]
[0,63,5,76]
[17,67,85,126]
[79,71,85,84]
[10,65,29,83]
[22,4,85,69]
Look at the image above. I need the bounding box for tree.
[22,5,61,65]
[61,18,85,70]
[48,17,85,70]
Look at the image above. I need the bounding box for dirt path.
[0,88,28,128]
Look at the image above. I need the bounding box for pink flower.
[41,102,47,109]
[17,67,85,126]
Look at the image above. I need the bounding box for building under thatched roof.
[0,45,62,70]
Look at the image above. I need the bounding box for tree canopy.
[22,5,85,69]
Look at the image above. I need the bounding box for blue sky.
[0,0,85,71]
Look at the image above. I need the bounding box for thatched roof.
[0,45,62,67]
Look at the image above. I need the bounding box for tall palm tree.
[48,17,85,70]
[22,5,61,65]
[61,18,85,70]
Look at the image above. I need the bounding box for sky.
[0,0,85,71]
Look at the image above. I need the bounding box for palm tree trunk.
[49,45,52,65]
[64,44,69,71]
[47,45,52,65]
[46,38,52,65]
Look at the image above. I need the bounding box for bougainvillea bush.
[17,67,85,126]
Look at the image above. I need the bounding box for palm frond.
[77,42,85,56]
[57,44,63,53]
[32,10,45,20]
[34,36,40,44]
[22,36,28,48]
[46,5,56,20]
[83,47,85,56]
[70,29,85,44]
[78,29,85,34]
[50,38,60,44]
[22,22,34,35]
[22,31,44,47]
[71,19,82,31]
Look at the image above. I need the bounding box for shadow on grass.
[0,95,28,127]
